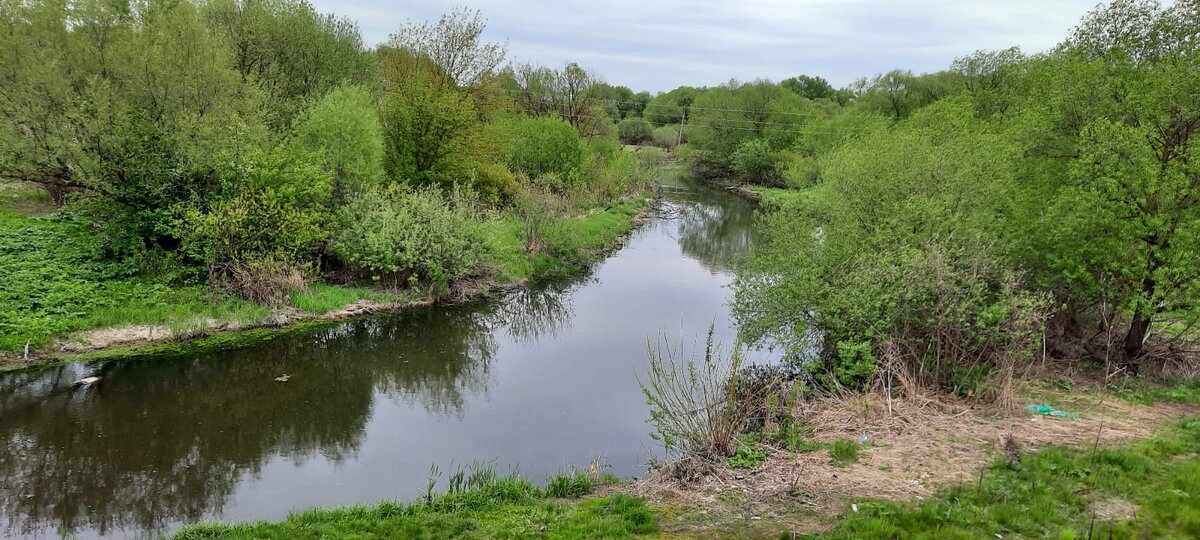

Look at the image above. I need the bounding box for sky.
[310,0,1106,93]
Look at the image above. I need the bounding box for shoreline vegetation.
[0,182,655,371]
[4,0,1200,539]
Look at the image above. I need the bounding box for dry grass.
[629,385,1198,535]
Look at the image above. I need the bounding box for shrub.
[651,125,683,148]
[730,138,781,185]
[502,116,586,186]
[330,185,484,292]
[212,254,308,307]
[469,162,518,205]
[617,117,654,145]
[640,325,755,460]
[292,85,385,198]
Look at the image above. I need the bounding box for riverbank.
[0,181,655,371]
[168,380,1200,539]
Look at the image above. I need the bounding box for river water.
[0,177,769,539]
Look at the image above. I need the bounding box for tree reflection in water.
[0,305,503,538]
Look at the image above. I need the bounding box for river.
[0,176,769,539]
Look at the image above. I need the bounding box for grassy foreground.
[0,181,651,364]
[174,476,657,540]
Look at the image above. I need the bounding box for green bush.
[501,116,586,188]
[617,117,653,145]
[330,185,484,292]
[469,162,518,205]
[730,138,781,186]
[651,125,682,148]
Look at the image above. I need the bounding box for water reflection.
[661,184,758,271]
[0,178,763,539]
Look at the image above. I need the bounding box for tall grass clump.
[639,325,756,461]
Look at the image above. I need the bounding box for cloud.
[310,0,1101,92]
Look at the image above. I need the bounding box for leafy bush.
[651,125,682,148]
[735,98,1048,399]
[617,117,653,145]
[725,444,767,469]
[501,116,586,188]
[329,185,484,292]
[469,162,518,205]
[640,326,754,459]
[730,138,781,186]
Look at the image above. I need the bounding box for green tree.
[1013,0,1200,362]
[781,74,835,100]
[203,0,373,130]
[292,85,385,199]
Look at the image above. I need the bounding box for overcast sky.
[310,0,1105,93]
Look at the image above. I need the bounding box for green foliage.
[651,125,683,148]
[829,439,860,466]
[330,186,484,292]
[644,86,699,126]
[1111,376,1200,406]
[174,473,657,539]
[730,138,781,186]
[821,417,1200,539]
[379,57,478,185]
[617,117,654,145]
[469,162,519,205]
[546,473,594,498]
[725,444,767,469]
[292,85,385,198]
[687,80,809,180]
[781,74,836,101]
[0,213,267,351]
[501,116,587,187]
[735,98,1047,395]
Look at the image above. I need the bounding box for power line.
[492,88,902,120]
[493,106,877,137]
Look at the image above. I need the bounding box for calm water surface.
[0,178,770,539]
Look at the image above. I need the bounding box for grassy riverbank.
[168,387,1199,539]
[175,475,657,540]
[0,180,652,369]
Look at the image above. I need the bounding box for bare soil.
[629,385,1197,538]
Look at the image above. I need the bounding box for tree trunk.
[1122,309,1151,361]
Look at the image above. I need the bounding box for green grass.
[1111,375,1200,406]
[174,478,657,539]
[815,417,1200,539]
[289,284,408,315]
[0,212,271,352]
[482,195,651,284]
[546,472,595,499]
[829,439,860,466]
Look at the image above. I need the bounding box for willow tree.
[1018,0,1200,363]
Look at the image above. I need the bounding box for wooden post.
[676,109,686,148]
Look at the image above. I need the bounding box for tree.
[387,6,506,89]
[292,85,385,200]
[781,74,835,100]
[203,0,373,129]
[643,86,699,126]
[1015,0,1200,362]
[951,47,1025,117]
[503,62,609,140]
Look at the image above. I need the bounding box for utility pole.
[676,109,686,148]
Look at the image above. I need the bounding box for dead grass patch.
[630,386,1197,535]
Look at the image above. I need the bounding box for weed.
[829,439,860,466]
[725,444,767,469]
[546,472,594,499]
